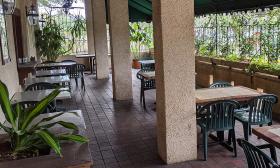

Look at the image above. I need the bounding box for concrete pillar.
[18,0,37,59]
[153,0,197,164]
[108,0,132,100]
[92,0,109,79]
[84,0,95,54]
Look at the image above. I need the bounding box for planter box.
[0,110,93,168]
[196,56,249,70]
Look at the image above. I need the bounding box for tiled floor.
[64,70,280,168]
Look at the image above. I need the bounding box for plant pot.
[132,59,141,69]
[0,111,92,168]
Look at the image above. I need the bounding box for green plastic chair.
[238,139,279,168]
[197,100,240,160]
[235,94,278,141]
[209,81,232,88]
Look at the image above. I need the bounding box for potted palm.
[129,23,154,69]
[0,80,90,167]
[35,15,86,62]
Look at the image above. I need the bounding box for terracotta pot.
[132,59,141,69]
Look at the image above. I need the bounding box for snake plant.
[0,80,88,157]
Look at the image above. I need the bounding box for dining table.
[196,86,264,105]
[24,76,71,88]
[252,125,280,162]
[76,54,96,74]
[11,88,71,104]
[35,62,76,70]
[36,69,67,77]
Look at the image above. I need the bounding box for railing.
[195,24,280,62]
[39,8,88,55]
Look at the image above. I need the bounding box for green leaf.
[36,129,62,156]
[0,81,16,129]
[58,134,88,143]
[39,121,78,131]
[0,122,12,134]
[21,89,61,130]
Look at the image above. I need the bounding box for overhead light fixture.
[26,4,39,26]
[2,0,15,15]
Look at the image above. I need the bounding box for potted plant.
[129,22,153,69]
[35,15,86,62]
[0,80,88,163]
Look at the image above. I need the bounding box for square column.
[153,0,197,164]
[108,0,133,100]
[84,0,95,54]
[92,0,109,79]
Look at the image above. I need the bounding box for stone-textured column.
[153,0,197,164]
[92,0,109,79]
[84,0,95,54]
[108,0,132,100]
[18,0,37,59]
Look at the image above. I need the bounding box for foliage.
[195,8,280,76]
[0,81,88,158]
[129,22,153,60]
[35,15,86,61]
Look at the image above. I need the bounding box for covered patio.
[0,0,280,167]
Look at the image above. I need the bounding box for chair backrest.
[67,64,85,78]
[238,139,280,168]
[25,82,57,91]
[12,101,52,114]
[42,61,56,64]
[209,81,232,88]
[136,70,156,90]
[197,100,239,131]
[61,60,77,63]
[141,63,155,72]
[248,94,278,124]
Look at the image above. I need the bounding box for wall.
[0,15,20,123]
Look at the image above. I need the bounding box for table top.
[253,125,280,149]
[36,69,67,77]
[76,54,95,58]
[36,62,76,68]
[138,71,155,80]
[11,89,71,104]
[25,76,70,86]
[139,60,155,64]
[196,86,263,104]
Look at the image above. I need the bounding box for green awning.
[195,0,280,15]
[125,0,280,22]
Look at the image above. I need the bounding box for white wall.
[0,15,20,123]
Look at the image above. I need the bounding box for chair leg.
[249,125,252,135]
[81,77,85,89]
[203,129,208,161]
[228,130,232,145]
[75,78,78,86]
[143,90,146,109]
[243,123,249,141]
[140,87,143,103]
[231,129,237,157]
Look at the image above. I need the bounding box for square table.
[35,62,76,70]
[24,76,71,86]
[196,86,264,105]
[36,69,67,77]
[252,125,280,162]
[76,54,96,74]
[11,89,71,104]
[138,71,155,80]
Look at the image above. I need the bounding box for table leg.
[89,57,93,74]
